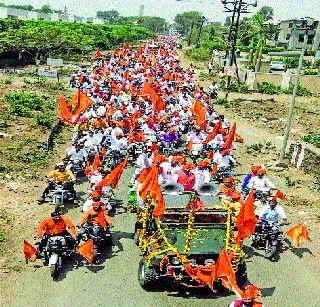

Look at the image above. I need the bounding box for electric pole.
[221,1,257,97]
[278,28,310,165]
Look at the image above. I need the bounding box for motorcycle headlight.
[171,256,181,265]
[188,258,197,266]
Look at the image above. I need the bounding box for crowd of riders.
[29,35,294,303]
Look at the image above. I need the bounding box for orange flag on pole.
[224,123,236,149]
[285,224,312,247]
[23,240,38,264]
[204,121,222,144]
[96,157,129,189]
[273,190,286,201]
[76,239,94,264]
[72,91,94,116]
[92,152,102,171]
[235,189,256,244]
[58,96,72,123]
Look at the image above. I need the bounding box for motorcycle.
[78,223,111,262]
[43,235,74,278]
[70,159,84,179]
[251,220,283,260]
[129,142,145,160]
[50,182,75,210]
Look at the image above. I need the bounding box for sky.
[3,0,320,23]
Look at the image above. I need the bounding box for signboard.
[37,69,58,78]
[291,142,305,168]
[47,58,64,67]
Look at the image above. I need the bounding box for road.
[3,166,320,307]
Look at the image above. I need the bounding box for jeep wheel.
[138,258,160,290]
[236,262,248,287]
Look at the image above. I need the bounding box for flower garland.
[184,209,196,256]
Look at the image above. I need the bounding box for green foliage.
[301,134,320,148]
[284,83,312,97]
[5,92,43,117]
[257,82,282,94]
[174,11,203,34]
[35,113,55,128]
[126,16,168,33]
[304,69,319,75]
[258,6,274,21]
[281,57,312,69]
[5,91,56,127]
[186,47,211,61]
[0,19,153,62]
[97,10,120,22]
[229,82,250,94]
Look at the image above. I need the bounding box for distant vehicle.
[270,61,285,72]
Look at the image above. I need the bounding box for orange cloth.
[79,209,112,228]
[23,240,38,264]
[58,96,72,123]
[235,189,256,244]
[37,216,77,237]
[76,239,94,264]
[224,123,236,149]
[204,121,222,144]
[285,224,312,247]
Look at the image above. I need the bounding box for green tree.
[258,6,274,21]
[127,16,168,33]
[97,10,120,22]
[38,5,53,14]
[174,11,203,35]
[225,16,232,27]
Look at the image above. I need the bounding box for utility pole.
[278,29,309,165]
[196,16,206,48]
[221,0,257,97]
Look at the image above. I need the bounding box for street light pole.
[278,30,309,165]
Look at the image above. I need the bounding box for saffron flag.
[224,123,236,149]
[23,240,38,264]
[72,91,94,116]
[235,189,256,244]
[96,157,129,189]
[58,96,72,123]
[273,190,286,201]
[92,152,102,171]
[76,239,94,264]
[204,121,222,144]
[285,224,312,247]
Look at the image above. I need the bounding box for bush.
[301,134,320,148]
[5,92,43,117]
[229,82,250,94]
[283,83,312,97]
[186,47,211,61]
[304,69,319,75]
[257,82,282,94]
[35,113,55,128]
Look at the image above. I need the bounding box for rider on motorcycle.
[40,163,76,203]
[79,202,112,230]
[247,169,276,194]
[259,198,288,225]
[37,211,77,253]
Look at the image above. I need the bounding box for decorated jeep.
[135,187,247,291]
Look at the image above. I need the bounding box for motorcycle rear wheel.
[265,241,277,259]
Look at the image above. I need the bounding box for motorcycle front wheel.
[265,240,277,259]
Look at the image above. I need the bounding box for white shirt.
[193,168,211,190]
[247,176,276,192]
[67,147,87,161]
[213,153,235,168]
[259,204,286,223]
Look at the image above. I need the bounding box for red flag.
[58,96,72,123]
[204,121,222,144]
[76,239,94,264]
[154,96,166,112]
[92,152,102,171]
[224,123,236,149]
[141,82,158,103]
[285,224,312,247]
[96,157,128,189]
[235,189,256,244]
[23,240,38,264]
[184,262,215,286]
[235,133,244,143]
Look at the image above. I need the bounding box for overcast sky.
[3,0,320,22]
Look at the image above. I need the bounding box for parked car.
[270,61,285,72]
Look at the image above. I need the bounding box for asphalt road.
[3,167,320,307]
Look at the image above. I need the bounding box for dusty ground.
[0,55,319,306]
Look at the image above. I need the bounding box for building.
[0,6,103,24]
[277,17,320,51]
